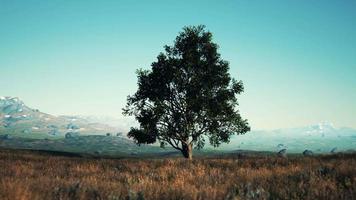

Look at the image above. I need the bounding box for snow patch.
[11,97,19,102]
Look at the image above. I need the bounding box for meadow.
[0,149,355,200]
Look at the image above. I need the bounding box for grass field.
[0,149,355,200]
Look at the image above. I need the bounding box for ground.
[0,149,355,200]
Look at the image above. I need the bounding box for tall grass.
[0,149,355,200]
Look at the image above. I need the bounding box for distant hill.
[0,96,121,139]
[1,96,355,155]
[0,96,171,156]
[217,122,356,153]
[0,135,170,157]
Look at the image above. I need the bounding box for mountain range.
[0,96,121,139]
[0,96,168,156]
[1,96,355,155]
[218,122,356,153]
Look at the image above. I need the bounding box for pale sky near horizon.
[0,0,355,130]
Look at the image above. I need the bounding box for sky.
[0,0,355,130]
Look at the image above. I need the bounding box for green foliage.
[123,25,250,158]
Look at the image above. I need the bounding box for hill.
[0,96,172,156]
[0,96,120,139]
[218,122,356,154]
[1,96,355,156]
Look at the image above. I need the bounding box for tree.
[123,25,250,159]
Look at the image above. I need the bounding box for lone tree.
[123,25,250,159]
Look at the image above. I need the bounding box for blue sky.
[0,0,355,129]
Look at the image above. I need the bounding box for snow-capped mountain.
[0,97,168,156]
[0,96,33,115]
[218,122,356,153]
[0,96,121,138]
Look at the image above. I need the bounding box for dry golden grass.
[0,149,355,200]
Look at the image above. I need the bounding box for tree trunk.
[181,143,193,160]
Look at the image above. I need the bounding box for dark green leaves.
[127,128,156,144]
[123,25,250,155]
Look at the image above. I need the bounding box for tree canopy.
[123,25,250,159]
